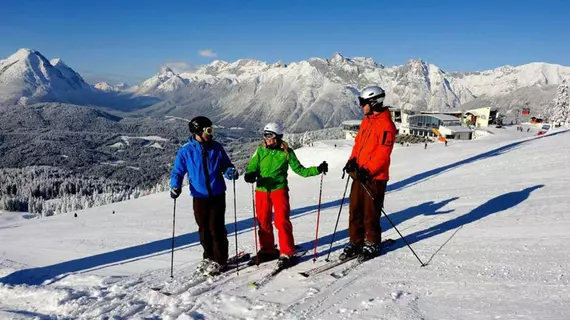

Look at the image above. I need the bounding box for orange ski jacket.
[349,110,397,181]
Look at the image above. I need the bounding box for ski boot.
[357,243,378,262]
[277,254,297,269]
[196,258,212,273]
[249,247,280,265]
[339,243,361,261]
[205,261,226,276]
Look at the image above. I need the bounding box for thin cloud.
[198,49,217,58]
[161,62,198,74]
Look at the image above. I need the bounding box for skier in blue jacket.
[170,116,239,274]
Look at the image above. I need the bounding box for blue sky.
[1,0,568,84]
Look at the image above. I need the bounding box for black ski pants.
[193,194,228,264]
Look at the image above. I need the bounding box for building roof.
[444,125,473,133]
[341,120,362,126]
[432,114,461,121]
[420,111,463,116]
[411,114,460,121]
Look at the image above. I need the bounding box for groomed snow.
[1,126,569,319]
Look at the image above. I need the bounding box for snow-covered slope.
[1,126,569,319]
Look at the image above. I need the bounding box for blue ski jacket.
[170,137,235,198]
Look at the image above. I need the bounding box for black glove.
[170,187,181,199]
[343,158,358,174]
[356,167,370,183]
[244,172,260,184]
[317,161,328,175]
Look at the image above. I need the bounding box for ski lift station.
[341,106,499,141]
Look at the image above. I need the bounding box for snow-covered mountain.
[133,54,476,131]
[133,67,188,98]
[94,81,130,92]
[449,62,570,96]
[135,53,570,131]
[3,48,570,131]
[0,48,158,110]
[172,53,477,111]
[0,49,94,105]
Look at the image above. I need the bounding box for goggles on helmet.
[263,131,277,139]
[359,97,370,107]
[203,126,215,136]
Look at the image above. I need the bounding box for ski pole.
[170,198,177,278]
[251,184,259,266]
[312,173,324,263]
[325,174,351,262]
[356,179,426,267]
[233,179,240,274]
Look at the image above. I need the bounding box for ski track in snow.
[1,125,570,319]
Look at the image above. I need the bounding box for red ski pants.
[255,188,295,256]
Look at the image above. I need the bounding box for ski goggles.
[203,126,215,135]
[263,131,277,139]
[359,97,370,107]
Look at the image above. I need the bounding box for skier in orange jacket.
[341,85,397,261]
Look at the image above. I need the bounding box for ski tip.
[248,282,258,289]
[299,272,309,278]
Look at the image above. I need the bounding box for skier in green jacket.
[244,122,328,269]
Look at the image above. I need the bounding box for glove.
[170,187,181,199]
[224,167,239,180]
[317,161,328,175]
[244,172,260,184]
[343,158,358,174]
[356,167,371,183]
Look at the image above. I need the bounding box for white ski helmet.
[263,122,284,136]
[359,85,386,109]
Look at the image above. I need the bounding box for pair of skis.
[247,249,309,289]
[153,239,395,295]
[249,239,395,289]
[150,251,251,296]
[299,238,396,279]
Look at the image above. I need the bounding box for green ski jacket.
[246,142,319,192]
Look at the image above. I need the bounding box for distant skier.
[244,122,328,269]
[445,140,448,147]
[424,142,428,149]
[169,116,239,275]
[341,85,397,261]
[74,213,77,218]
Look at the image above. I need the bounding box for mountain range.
[0,49,158,111]
[2,48,569,132]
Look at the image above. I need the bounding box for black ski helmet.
[189,116,213,135]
